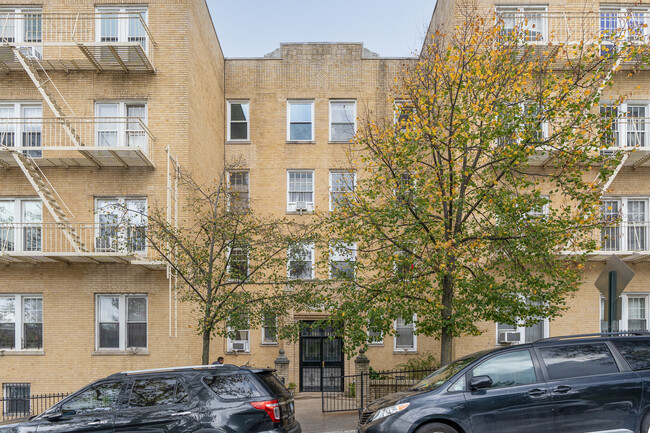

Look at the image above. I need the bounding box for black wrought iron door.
[299,322,343,392]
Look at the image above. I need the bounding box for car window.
[256,372,290,398]
[203,373,262,400]
[129,378,176,407]
[539,343,619,380]
[613,339,650,371]
[472,350,537,388]
[175,381,189,404]
[61,382,122,413]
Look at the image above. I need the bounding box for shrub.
[397,351,440,379]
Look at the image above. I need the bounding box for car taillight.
[251,399,281,422]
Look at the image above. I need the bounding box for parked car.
[0,364,300,433]
[358,332,650,433]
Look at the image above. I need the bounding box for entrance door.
[299,321,343,392]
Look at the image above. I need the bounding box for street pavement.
[294,393,358,433]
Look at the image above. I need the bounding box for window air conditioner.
[296,201,308,212]
[231,341,248,352]
[18,46,42,60]
[498,331,521,344]
[600,148,617,157]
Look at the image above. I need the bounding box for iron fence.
[1,391,69,423]
[321,368,435,413]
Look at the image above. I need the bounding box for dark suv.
[0,364,300,433]
[359,333,650,433]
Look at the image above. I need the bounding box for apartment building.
[0,0,225,400]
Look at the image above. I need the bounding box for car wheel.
[642,414,650,433]
[414,422,459,433]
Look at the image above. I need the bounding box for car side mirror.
[43,408,64,420]
[470,375,493,391]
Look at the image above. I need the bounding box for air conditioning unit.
[288,201,313,214]
[95,237,118,252]
[296,201,308,211]
[600,148,617,157]
[498,331,521,344]
[231,341,248,352]
[18,46,42,60]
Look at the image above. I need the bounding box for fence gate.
[321,368,435,413]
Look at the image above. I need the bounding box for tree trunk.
[201,328,211,365]
[440,274,454,365]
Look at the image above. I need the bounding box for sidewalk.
[294,393,358,433]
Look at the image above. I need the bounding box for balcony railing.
[601,116,650,149]
[600,221,650,252]
[0,222,154,260]
[0,12,155,71]
[0,117,154,167]
[497,11,650,45]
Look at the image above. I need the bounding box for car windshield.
[410,350,489,392]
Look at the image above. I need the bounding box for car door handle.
[528,388,547,397]
[171,411,191,416]
[552,385,572,394]
[88,420,108,426]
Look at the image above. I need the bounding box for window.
[329,241,356,279]
[538,344,619,380]
[496,6,548,42]
[394,316,416,351]
[227,101,249,141]
[0,102,42,157]
[228,244,248,281]
[288,243,314,280]
[228,171,249,212]
[0,199,42,253]
[227,321,250,352]
[600,103,650,148]
[497,318,547,344]
[203,374,262,400]
[95,197,146,253]
[96,294,147,351]
[368,318,384,345]
[0,295,42,351]
[527,195,549,219]
[329,100,356,142]
[129,378,177,407]
[601,7,649,42]
[0,8,42,58]
[287,170,314,212]
[2,383,30,417]
[61,382,122,414]
[287,100,314,141]
[262,313,277,344]
[329,171,355,211]
[394,101,413,129]
[472,350,537,388]
[96,6,148,51]
[95,102,148,150]
[628,297,647,331]
[394,249,416,279]
[601,198,648,252]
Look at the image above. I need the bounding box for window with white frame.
[329,241,356,280]
[601,198,648,252]
[0,295,42,350]
[329,171,355,211]
[527,195,550,219]
[96,6,148,51]
[287,100,314,141]
[368,318,384,345]
[600,103,650,148]
[227,101,249,141]
[600,296,608,333]
[228,171,249,212]
[0,7,42,59]
[394,101,413,128]
[228,244,249,281]
[0,199,42,253]
[95,198,147,253]
[227,319,250,352]
[600,6,650,42]
[497,317,548,344]
[287,170,314,212]
[627,296,647,331]
[2,383,31,417]
[262,313,277,344]
[394,316,416,351]
[288,243,314,280]
[95,102,147,150]
[96,294,147,350]
[0,102,42,157]
[329,100,356,142]
[496,5,548,42]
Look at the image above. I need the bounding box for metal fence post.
[360,371,364,409]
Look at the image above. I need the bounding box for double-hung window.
[228,244,249,281]
[0,295,42,350]
[95,197,147,253]
[601,7,649,42]
[329,171,355,211]
[96,294,147,350]
[329,100,356,142]
[0,102,42,157]
[262,313,277,344]
[96,6,148,51]
[287,170,314,212]
[287,101,314,141]
[329,241,356,279]
[227,318,250,352]
[227,101,250,141]
[288,243,314,280]
[95,102,148,150]
[0,8,42,58]
[496,6,548,42]
[394,316,416,351]
[600,102,650,148]
[0,198,42,253]
[368,318,384,345]
[228,171,249,212]
[627,296,647,331]
[601,198,648,252]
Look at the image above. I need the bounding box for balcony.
[560,221,650,262]
[0,222,159,265]
[0,117,155,168]
[0,12,155,72]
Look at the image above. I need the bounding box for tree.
[142,165,313,364]
[318,11,647,364]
